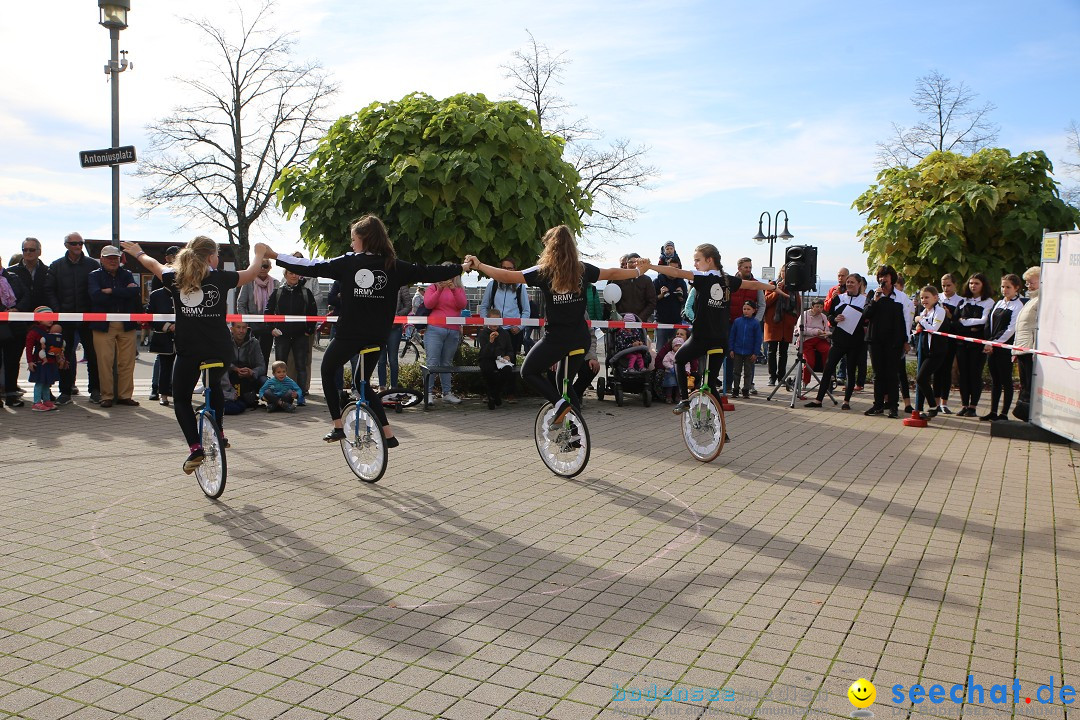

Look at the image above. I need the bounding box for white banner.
[1031,231,1080,444]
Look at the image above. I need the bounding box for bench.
[420,364,519,409]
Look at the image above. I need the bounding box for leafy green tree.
[854,149,1079,289]
[274,92,591,263]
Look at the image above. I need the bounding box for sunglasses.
[66,241,84,247]
[21,247,38,252]
[261,264,271,269]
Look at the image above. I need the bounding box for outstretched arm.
[745,278,786,296]
[236,244,270,286]
[464,256,526,284]
[598,267,642,281]
[634,257,693,280]
[121,242,164,280]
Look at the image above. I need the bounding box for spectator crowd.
[1,235,1043,426]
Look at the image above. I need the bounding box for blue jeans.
[424,326,461,394]
[377,325,403,388]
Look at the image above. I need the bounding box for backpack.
[483,280,525,316]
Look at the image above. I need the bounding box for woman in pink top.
[423,262,468,403]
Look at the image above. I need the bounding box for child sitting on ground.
[259,360,303,412]
[614,313,648,371]
[25,309,68,411]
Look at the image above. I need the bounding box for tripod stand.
[766,292,837,408]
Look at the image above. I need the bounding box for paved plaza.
[1,363,1078,719]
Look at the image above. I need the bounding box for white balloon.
[602,283,622,304]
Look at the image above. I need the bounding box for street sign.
[79,146,137,168]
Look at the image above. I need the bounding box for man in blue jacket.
[87,245,141,408]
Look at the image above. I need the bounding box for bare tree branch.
[1062,120,1080,209]
[877,69,999,168]
[502,31,656,238]
[135,0,337,266]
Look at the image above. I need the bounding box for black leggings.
[173,354,226,447]
[521,330,589,407]
[916,353,947,411]
[674,334,722,401]
[323,335,388,426]
[869,343,901,410]
[932,342,956,402]
[987,347,1014,415]
[817,342,864,403]
[956,342,986,407]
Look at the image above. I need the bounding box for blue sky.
[2,0,1078,286]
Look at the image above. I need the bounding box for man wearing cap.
[148,246,179,401]
[46,232,101,404]
[87,245,141,408]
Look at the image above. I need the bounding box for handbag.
[148,330,175,355]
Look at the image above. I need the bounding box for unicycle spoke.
[681,392,725,462]
[341,401,388,483]
[535,403,590,477]
[195,414,227,498]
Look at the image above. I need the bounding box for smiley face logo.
[848,678,876,710]
[179,288,204,308]
[355,269,375,289]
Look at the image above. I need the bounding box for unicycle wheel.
[195,414,227,498]
[681,391,726,462]
[340,401,388,483]
[534,403,591,477]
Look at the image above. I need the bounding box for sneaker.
[767,379,776,387]
[284,403,296,413]
[673,400,691,415]
[90,393,101,404]
[927,407,940,418]
[749,386,758,395]
[159,397,170,407]
[887,408,899,418]
[841,402,850,410]
[442,393,462,405]
[940,405,952,415]
[7,398,24,408]
[323,428,347,442]
[149,393,160,401]
[864,406,884,416]
[742,391,750,399]
[549,398,572,429]
[804,401,822,408]
[183,448,205,475]
[56,394,72,406]
[31,401,49,412]
[43,401,57,410]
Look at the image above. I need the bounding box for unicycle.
[340,346,391,482]
[194,360,227,498]
[534,348,591,477]
[680,348,726,462]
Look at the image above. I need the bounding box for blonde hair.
[175,236,217,295]
[536,225,583,295]
[1022,266,1040,283]
[271,360,288,374]
[694,243,724,274]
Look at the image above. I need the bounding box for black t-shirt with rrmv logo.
[276,253,460,342]
[162,269,240,360]
[521,262,601,334]
[692,270,742,341]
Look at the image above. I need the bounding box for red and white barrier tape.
[925,329,1080,363]
[0,311,691,331]
[5,312,1073,362]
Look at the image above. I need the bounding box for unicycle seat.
[199,359,225,371]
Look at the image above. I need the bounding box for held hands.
[254,243,275,260]
[462,255,479,272]
[272,329,283,337]
[634,257,652,272]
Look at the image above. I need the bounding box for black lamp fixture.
[752,210,794,269]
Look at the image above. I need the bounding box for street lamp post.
[99,1,131,249]
[751,210,794,270]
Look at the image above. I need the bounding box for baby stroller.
[595,321,653,407]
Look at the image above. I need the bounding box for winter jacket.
[613,275,657,322]
[729,315,764,356]
[654,275,688,324]
[763,289,800,343]
[87,266,141,331]
[47,253,100,312]
[266,282,316,337]
[230,332,267,384]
